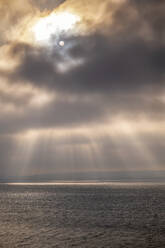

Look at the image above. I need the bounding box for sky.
[0,0,165,180]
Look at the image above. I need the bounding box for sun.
[32,11,80,45]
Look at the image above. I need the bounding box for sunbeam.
[10,116,164,180]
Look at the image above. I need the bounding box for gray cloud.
[8,1,165,95]
[7,34,165,96]
[0,0,165,179]
[31,0,66,11]
[0,96,107,134]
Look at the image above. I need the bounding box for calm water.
[0,182,165,248]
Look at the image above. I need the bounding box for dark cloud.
[1,88,165,136]
[8,33,165,95]
[0,96,107,134]
[131,0,165,40]
[8,0,165,95]
[64,35,165,93]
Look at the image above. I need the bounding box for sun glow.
[32,12,80,45]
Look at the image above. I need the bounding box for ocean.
[0,182,164,247]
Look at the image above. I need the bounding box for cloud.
[0,0,165,178]
[0,95,107,134]
[5,0,165,95]
[1,0,165,129]
[0,0,36,44]
[130,0,165,41]
[6,33,165,96]
[31,0,66,11]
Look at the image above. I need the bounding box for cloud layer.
[0,0,165,179]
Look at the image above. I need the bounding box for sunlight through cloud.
[32,11,80,45]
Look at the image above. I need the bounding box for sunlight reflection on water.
[0,183,164,247]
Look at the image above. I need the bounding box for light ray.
[12,117,165,178]
[14,131,39,177]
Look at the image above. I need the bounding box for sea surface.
[0,182,165,248]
